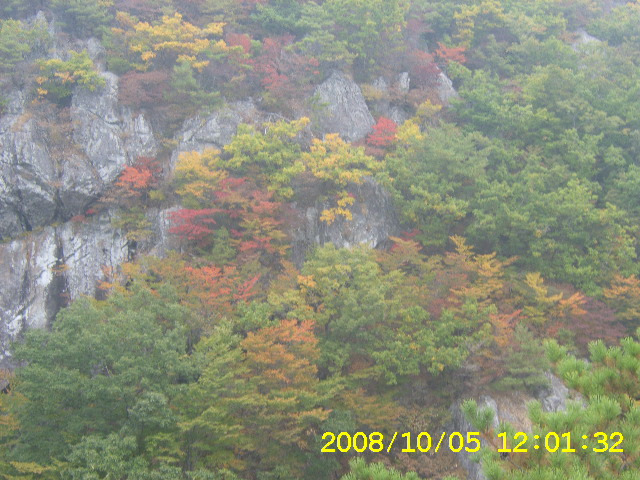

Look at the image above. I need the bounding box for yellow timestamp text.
[321,431,481,454]
[497,431,624,453]
[320,431,625,454]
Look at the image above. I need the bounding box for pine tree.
[341,458,421,480]
[466,331,640,479]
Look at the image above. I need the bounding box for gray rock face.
[0,72,156,239]
[313,71,375,142]
[289,177,399,266]
[437,71,458,103]
[369,75,410,125]
[64,72,156,215]
[0,176,398,368]
[141,206,183,257]
[0,76,393,368]
[0,214,127,370]
[372,76,388,91]
[0,206,180,370]
[170,100,259,172]
[396,72,411,93]
[537,371,583,412]
[0,90,57,236]
[572,29,601,51]
[449,396,497,480]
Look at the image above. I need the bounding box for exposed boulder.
[289,177,400,266]
[396,71,411,93]
[170,100,261,172]
[536,371,582,412]
[449,396,499,480]
[436,71,458,104]
[572,29,601,50]
[372,76,388,91]
[368,70,456,124]
[386,106,409,125]
[141,206,183,257]
[85,37,107,66]
[313,71,375,142]
[369,75,410,125]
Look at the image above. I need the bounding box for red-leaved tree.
[435,42,467,66]
[169,208,222,245]
[170,177,288,265]
[408,50,440,88]
[226,32,252,54]
[249,36,321,111]
[119,71,170,110]
[367,116,398,147]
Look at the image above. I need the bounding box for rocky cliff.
[289,176,400,267]
[0,45,405,367]
[0,214,126,369]
[0,70,156,239]
[169,99,263,172]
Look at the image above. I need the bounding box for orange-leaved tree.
[111,11,228,71]
[181,319,335,477]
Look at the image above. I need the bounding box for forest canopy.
[2,0,640,479]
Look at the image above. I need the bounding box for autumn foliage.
[407,50,440,88]
[225,32,252,54]
[367,116,398,147]
[118,70,170,109]
[169,208,221,244]
[603,274,640,326]
[112,157,161,204]
[249,35,321,111]
[10,1,640,478]
[434,42,467,65]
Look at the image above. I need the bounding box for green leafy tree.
[253,1,353,72]
[382,122,488,248]
[470,175,637,294]
[491,324,550,393]
[36,50,105,103]
[182,319,335,478]
[0,18,48,73]
[302,133,382,223]
[5,285,196,466]
[271,244,479,385]
[169,58,221,112]
[0,0,47,19]
[51,0,113,38]
[223,118,308,199]
[253,0,320,37]
[323,0,409,75]
[590,1,640,48]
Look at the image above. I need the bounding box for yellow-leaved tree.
[111,11,227,71]
[174,148,227,208]
[302,133,382,223]
[603,274,640,327]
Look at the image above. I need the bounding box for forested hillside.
[1,1,640,479]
